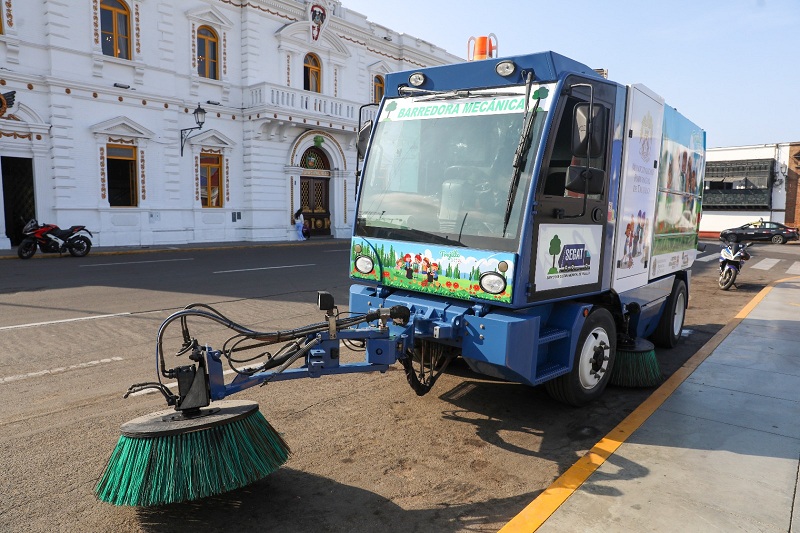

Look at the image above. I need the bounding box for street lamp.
[180,103,207,156]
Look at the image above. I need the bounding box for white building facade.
[699,142,799,235]
[0,0,461,249]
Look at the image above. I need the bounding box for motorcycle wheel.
[17,239,37,259]
[68,236,92,257]
[719,268,737,290]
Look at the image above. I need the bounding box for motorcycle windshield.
[355,85,553,253]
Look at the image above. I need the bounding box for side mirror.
[565,165,605,195]
[356,120,373,159]
[572,103,607,158]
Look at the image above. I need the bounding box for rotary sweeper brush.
[94,292,439,507]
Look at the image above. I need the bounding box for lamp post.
[180,103,207,156]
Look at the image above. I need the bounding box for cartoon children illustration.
[430,262,439,284]
[413,254,423,274]
[421,258,431,283]
[403,253,414,279]
[632,210,642,257]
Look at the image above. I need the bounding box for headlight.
[408,72,426,87]
[354,255,375,274]
[479,271,506,295]
[495,60,516,77]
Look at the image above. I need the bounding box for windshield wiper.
[503,72,540,237]
[398,87,524,102]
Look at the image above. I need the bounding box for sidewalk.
[502,277,800,532]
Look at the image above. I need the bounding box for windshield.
[355,86,552,252]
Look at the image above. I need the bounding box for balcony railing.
[702,189,771,209]
[248,82,370,124]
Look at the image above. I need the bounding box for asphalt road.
[0,239,796,532]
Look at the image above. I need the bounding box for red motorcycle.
[17,218,93,259]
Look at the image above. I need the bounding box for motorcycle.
[718,239,752,290]
[17,218,93,259]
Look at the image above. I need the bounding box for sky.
[340,0,799,148]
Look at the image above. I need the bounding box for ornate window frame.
[196,25,219,80]
[91,116,154,206]
[186,5,233,97]
[185,129,235,207]
[99,0,132,60]
[304,53,322,93]
[369,61,391,104]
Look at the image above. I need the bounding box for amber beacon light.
[467,34,498,61]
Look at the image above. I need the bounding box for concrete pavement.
[501,277,800,532]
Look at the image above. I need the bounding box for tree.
[548,235,562,274]
[384,101,398,120]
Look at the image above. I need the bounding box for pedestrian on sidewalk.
[294,208,307,241]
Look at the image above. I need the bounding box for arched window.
[100,0,131,59]
[197,26,219,80]
[300,146,330,170]
[373,75,385,103]
[304,54,321,93]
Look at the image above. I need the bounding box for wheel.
[545,308,616,406]
[726,234,738,243]
[718,267,737,290]
[68,236,92,257]
[772,234,785,245]
[17,239,37,259]
[650,279,687,348]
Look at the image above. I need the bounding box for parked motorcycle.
[17,218,93,259]
[718,239,752,290]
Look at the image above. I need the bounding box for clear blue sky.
[341,0,799,148]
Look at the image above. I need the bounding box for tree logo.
[548,234,561,275]
[383,101,398,121]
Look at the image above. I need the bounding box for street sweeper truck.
[96,49,705,507]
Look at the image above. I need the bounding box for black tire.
[772,234,785,245]
[650,278,687,348]
[545,308,616,406]
[726,234,738,243]
[68,236,92,257]
[719,267,737,290]
[17,239,37,259]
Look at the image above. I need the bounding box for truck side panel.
[611,84,664,294]
[648,107,706,279]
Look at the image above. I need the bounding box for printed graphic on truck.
[535,224,602,291]
[349,237,516,303]
[650,107,705,278]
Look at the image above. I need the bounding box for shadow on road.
[135,468,535,533]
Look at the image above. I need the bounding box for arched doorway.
[299,146,331,237]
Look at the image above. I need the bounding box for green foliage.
[549,234,562,256]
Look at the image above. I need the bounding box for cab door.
[528,77,617,302]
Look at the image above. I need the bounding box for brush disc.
[610,338,662,387]
[96,400,290,506]
[620,337,655,353]
[120,400,257,437]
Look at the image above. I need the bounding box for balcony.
[247,82,376,126]
[702,189,771,210]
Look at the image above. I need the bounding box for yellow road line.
[499,276,800,533]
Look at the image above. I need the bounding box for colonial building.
[699,142,800,236]
[0,0,461,248]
